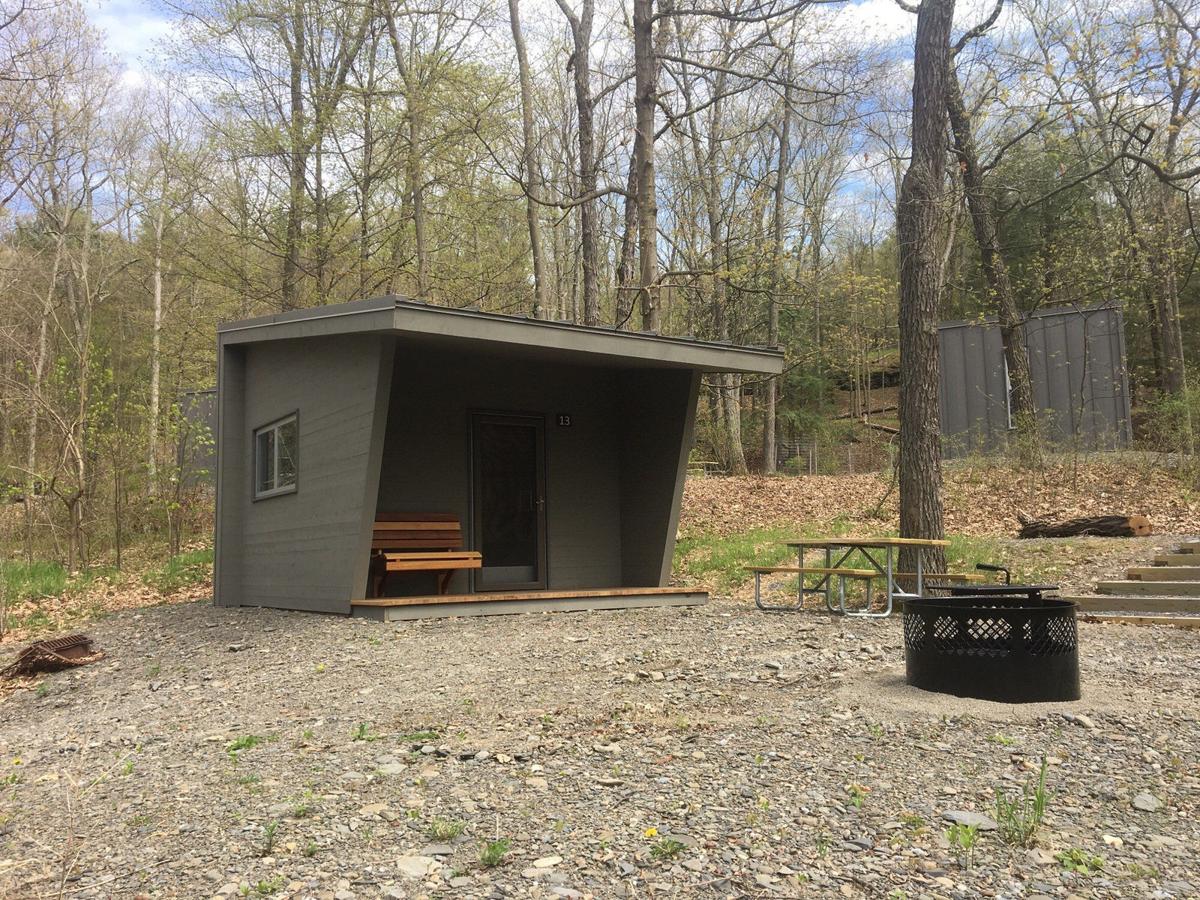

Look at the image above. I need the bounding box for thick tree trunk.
[897,0,954,576]
[945,67,1039,450]
[633,0,659,331]
[764,77,792,475]
[509,0,550,319]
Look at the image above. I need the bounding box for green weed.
[254,874,285,895]
[351,722,380,742]
[650,838,686,860]
[227,735,265,759]
[995,757,1049,847]
[478,837,510,868]
[945,823,979,869]
[426,817,466,841]
[259,821,279,857]
[1058,848,1104,874]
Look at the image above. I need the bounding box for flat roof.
[217,296,784,374]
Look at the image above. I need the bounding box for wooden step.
[351,588,707,621]
[1127,567,1200,581]
[1152,554,1200,566]
[1080,613,1200,629]
[1097,580,1200,597]
[1065,595,1200,613]
[1175,540,1200,552]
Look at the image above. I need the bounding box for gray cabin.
[213,296,782,620]
[938,305,1132,457]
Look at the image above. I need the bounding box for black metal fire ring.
[901,595,1081,703]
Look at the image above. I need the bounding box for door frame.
[468,411,548,592]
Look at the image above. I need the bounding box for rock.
[533,855,562,868]
[396,855,439,879]
[1132,792,1163,812]
[1103,834,1124,848]
[596,777,623,786]
[941,810,998,831]
[377,763,405,776]
[1065,713,1097,729]
[448,877,472,888]
[526,776,549,790]
[421,843,454,856]
[1025,849,1057,867]
[764,661,782,671]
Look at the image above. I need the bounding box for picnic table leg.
[824,546,835,612]
[796,544,805,608]
[754,570,764,610]
[916,550,924,597]
[882,547,894,617]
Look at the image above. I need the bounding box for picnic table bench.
[369,513,482,597]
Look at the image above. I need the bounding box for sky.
[81,0,944,86]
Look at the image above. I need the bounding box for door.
[471,413,547,591]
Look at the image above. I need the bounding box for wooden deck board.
[351,588,707,621]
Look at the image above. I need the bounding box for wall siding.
[939,307,1131,457]
[377,345,626,594]
[214,334,391,613]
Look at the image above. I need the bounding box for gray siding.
[939,306,1131,457]
[617,369,700,586]
[214,333,393,613]
[377,344,625,593]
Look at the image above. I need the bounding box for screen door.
[471,413,547,591]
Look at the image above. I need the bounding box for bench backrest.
[373,512,465,552]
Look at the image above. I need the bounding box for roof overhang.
[217,296,783,375]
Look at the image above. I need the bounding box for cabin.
[213,296,783,620]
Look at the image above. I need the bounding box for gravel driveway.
[1,599,1197,899]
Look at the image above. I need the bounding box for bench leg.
[437,571,453,595]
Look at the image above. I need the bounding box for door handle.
[535,497,545,510]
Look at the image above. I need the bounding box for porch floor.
[350,587,707,621]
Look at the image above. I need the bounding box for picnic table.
[784,536,952,619]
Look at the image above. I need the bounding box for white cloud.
[83,0,177,77]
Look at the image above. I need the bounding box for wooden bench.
[370,513,482,597]
[745,565,876,612]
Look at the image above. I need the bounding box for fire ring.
[901,595,1080,703]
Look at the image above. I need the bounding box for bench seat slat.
[743,566,876,577]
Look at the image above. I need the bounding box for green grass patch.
[0,559,71,602]
[143,548,213,594]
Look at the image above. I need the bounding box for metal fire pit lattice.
[901,596,1080,703]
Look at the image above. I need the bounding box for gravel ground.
[1,598,1198,900]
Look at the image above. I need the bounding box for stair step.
[1127,567,1200,581]
[1096,580,1200,597]
[1065,595,1200,613]
[1175,540,1200,552]
[1151,554,1200,566]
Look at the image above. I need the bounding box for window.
[254,413,298,499]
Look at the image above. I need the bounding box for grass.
[1058,848,1104,874]
[995,757,1050,847]
[426,817,466,841]
[226,735,265,759]
[672,519,1029,593]
[478,837,510,868]
[0,559,71,601]
[142,548,213,594]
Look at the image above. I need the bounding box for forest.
[0,0,1197,570]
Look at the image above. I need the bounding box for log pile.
[1016,513,1152,539]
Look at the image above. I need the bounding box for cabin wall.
[214,334,393,613]
[377,345,625,592]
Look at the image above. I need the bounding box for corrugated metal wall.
[938,306,1132,457]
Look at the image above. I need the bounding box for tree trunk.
[945,66,1039,450]
[897,0,954,576]
[555,0,600,325]
[633,0,659,331]
[282,5,306,312]
[509,0,550,319]
[764,76,792,475]
[148,202,165,485]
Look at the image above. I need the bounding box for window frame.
[252,412,299,500]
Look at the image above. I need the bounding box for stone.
[526,777,549,790]
[421,844,454,856]
[1132,792,1163,812]
[533,855,562,868]
[941,810,998,831]
[377,763,405,776]
[396,855,439,879]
